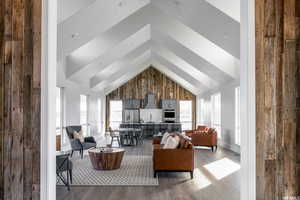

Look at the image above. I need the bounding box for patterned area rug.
[58,155,158,186]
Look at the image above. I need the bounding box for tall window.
[211,93,221,138]
[199,98,205,125]
[110,100,123,129]
[80,95,89,136]
[180,100,193,130]
[97,98,102,133]
[235,87,241,145]
[56,87,62,136]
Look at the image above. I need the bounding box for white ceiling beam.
[64,5,239,84]
[67,25,151,81]
[151,0,240,58]
[149,7,240,79]
[151,60,200,95]
[152,53,208,92]
[103,57,201,95]
[103,62,151,95]
[204,0,240,22]
[90,41,152,88]
[59,4,239,93]
[62,4,240,71]
[66,22,151,78]
[152,30,234,83]
[58,0,150,59]
[152,42,219,89]
[93,50,152,91]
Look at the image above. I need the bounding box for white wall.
[57,59,105,149]
[197,80,240,153]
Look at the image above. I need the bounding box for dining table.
[114,128,142,146]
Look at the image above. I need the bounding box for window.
[80,95,89,136]
[180,100,193,130]
[211,93,221,138]
[56,87,62,136]
[235,87,241,145]
[109,100,123,129]
[199,98,205,125]
[97,98,102,133]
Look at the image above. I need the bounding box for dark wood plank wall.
[256,0,300,199]
[0,0,41,199]
[106,67,196,130]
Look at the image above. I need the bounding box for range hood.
[144,93,157,109]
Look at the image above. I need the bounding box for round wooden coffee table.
[88,148,125,170]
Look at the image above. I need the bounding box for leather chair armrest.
[153,138,161,144]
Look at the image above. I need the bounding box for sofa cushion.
[207,128,216,134]
[160,132,170,145]
[179,135,193,149]
[163,135,180,149]
[82,142,96,150]
[74,130,84,143]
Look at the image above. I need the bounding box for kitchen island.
[119,122,182,137]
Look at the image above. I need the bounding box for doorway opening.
[41,0,255,199]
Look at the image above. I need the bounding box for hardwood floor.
[57,139,240,200]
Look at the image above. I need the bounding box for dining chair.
[109,127,121,147]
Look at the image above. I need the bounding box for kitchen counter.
[120,122,182,137]
[121,122,182,125]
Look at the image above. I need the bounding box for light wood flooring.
[57,139,240,200]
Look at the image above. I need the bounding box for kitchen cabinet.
[162,99,178,110]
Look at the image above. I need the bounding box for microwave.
[164,110,175,119]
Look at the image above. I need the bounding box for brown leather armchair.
[152,138,194,179]
[185,126,218,152]
[193,129,218,151]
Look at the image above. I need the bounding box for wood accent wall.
[106,67,196,130]
[256,0,300,199]
[0,0,41,199]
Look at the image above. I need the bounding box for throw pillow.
[179,137,185,148]
[178,134,192,149]
[73,130,84,143]
[160,132,170,145]
[207,128,216,134]
[163,135,180,149]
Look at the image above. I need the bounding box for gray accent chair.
[56,154,73,190]
[66,126,97,159]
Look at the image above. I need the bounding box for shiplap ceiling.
[57,0,240,95]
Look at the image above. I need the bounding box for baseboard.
[218,140,240,154]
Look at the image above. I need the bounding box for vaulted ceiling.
[57,0,240,95]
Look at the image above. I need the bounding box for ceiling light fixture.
[174,0,180,6]
[118,0,125,7]
[71,33,79,39]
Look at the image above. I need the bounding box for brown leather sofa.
[185,126,218,152]
[152,138,194,179]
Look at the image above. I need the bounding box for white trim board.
[41,0,57,199]
[218,140,241,154]
[240,0,256,200]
